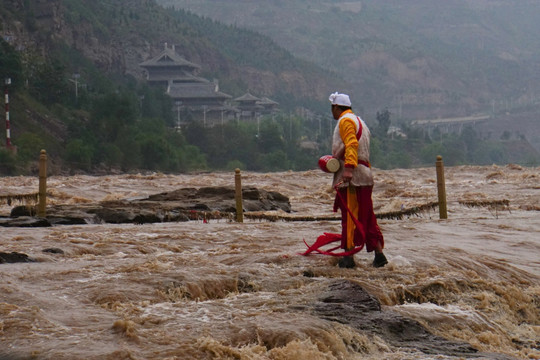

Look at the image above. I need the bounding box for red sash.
[300,185,366,257]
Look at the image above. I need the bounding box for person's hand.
[342,167,353,183]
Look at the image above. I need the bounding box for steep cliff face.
[1,0,337,103]
[2,0,62,52]
[34,0,128,74]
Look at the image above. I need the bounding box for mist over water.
[0,165,538,359]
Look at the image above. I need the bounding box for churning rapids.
[0,164,538,360]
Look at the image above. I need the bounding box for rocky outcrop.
[142,186,291,213]
[0,251,36,263]
[2,186,291,227]
[0,216,50,227]
[313,280,517,359]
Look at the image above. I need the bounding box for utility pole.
[257,114,260,138]
[69,73,80,103]
[175,100,182,131]
[139,95,145,110]
[4,77,13,150]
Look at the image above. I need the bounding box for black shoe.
[338,256,356,268]
[373,253,388,268]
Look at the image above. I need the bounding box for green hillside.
[0,0,344,175]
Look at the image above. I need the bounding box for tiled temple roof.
[140,47,201,70]
[234,92,260,102]
[168,83,231,100]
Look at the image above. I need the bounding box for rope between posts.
[0,190,57,207]
[0,193,39,206]
[0,192,510,223]
[243,198,510,222]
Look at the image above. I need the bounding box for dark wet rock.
[162,210,190,222]
[237,274,257,293]
[312,280,513,358]
[144,186,291,213]
[88,207,134,224]
[42,248,64,254]
[47,217,89,225]
[0,251,36,263]
[303,269,315,278]
[46,208,99,225]
[10,205,36,217]
[0,216,51,227]
[3,186,290,227]
[133,213,162,225]
[242,187,291,212]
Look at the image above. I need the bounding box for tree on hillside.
[376,108,391,137]
[0,39,23,92]
[28,59,70,104]
[258,119,284,153]
[461,126,479,162]
[90,93,138,142]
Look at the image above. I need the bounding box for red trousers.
[334,185,384,252]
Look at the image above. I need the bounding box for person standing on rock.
[329,92,387,268]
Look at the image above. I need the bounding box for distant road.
[411,115,490,126]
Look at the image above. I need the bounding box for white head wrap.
[329,92,352,107]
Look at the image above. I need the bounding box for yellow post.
[37,149,47,218]
[436,155,448,219]
[234,168,243,223]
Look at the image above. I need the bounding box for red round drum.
[318,155,340,173]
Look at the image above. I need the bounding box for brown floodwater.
[0,165,538,359]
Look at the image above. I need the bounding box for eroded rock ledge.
[313,280,517,359]
[0,186,291,227]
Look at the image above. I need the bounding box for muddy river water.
[0,165,538,359]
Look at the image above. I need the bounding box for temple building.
[140,44,279,127]
[234,92,263,121]
[234,92,279,121]
[140,43,234,127]
[258,97,280,115]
